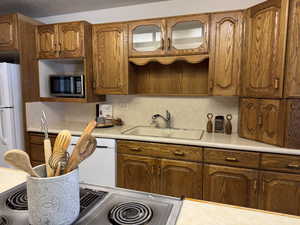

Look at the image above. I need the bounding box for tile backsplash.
[26,96,239,132]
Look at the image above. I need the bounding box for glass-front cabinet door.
[166,15,209,55]
[129,19,166,57]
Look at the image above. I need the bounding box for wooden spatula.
[4,150,40,177]
[65,135,97,173]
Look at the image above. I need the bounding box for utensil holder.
[27,164,80,225]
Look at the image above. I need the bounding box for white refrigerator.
[0,63,24,167]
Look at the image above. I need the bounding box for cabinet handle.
[253,180,257,192]
[287,163,300,169]
[161,38,164,50]
[173,150,185,156]
[157,165,161,176]
[168,38,171,50]
[151,165,155,175]
[130,147,142,152]
[274,78,279,89]
[209,80,214,89]
[225,157,238,162]
[58,43,62,55]
[258,115,263,127]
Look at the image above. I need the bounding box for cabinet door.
[285,100,300,148]
[58,22,84,58]
[259,171,300,216]
[204,165,259,208]
[0,14,18,51]
[117,154,157,193]
[93,23,129,94]
[209,11,243,96]
[285,0,300,98]
[36,24,58,59]
[129,19,165,57]
[166,14,209,55]
[260,99,285,146]
[239,98,260,141]
[243,0,288,98]
[159,159,202,199]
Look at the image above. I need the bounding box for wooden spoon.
[65,135,97,173]
[4,150,40,177]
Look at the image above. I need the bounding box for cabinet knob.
[130,147,142,152]
[173,150,185,156]
[225,157,238,162]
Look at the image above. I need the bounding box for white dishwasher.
[67,136,116,187]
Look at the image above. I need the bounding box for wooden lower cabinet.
[117,154,157,193]
[203,164,259,208]
[160,159,202,199]
[259,171,300,216]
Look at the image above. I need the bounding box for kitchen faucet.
[152,110,172,128]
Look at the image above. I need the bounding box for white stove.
[0,183,182,225]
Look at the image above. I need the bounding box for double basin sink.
[121,126,204,140]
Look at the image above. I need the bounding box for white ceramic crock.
[27,164,80,225]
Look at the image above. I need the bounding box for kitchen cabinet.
[0,14,18,51]
[37,21,89,59]
[209,11,243,96]
[117,140,203,198]
[285,100,300,148]
[285,0,300,98]
[259,171,300,216]
[93,23,131,94]
[27,132,57,167]
[239,98,286,146]
[242,0,288,98]
[117,154,157,193]
[203,165,259,208]
[160,159,202,199]
[128,15,209,57]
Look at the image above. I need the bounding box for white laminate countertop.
[176,200,300,225]
[28,121,300,155]
[1,168,300,225]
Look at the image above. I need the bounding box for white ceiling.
[0,0,168,17]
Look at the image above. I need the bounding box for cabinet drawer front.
[117,140,203,162]
[204,148,260,168]
[261,153,300,173]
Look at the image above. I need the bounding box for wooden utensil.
[54,162,62,176]
[48,130,72,176]
[4,150,40,177]
[41,111,53,177]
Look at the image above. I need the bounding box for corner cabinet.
[37,21,88,59]
[128,15,209,57]
[93,23,131,94]
[242,0,289,98]
[0,14,18,51]
[209,11,243,96]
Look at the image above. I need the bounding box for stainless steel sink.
[121,126,204,140]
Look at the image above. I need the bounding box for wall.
[26,0,265,133]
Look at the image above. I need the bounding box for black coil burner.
[108,202,153,225]
[0,216,8,225]
[6,189,28,210]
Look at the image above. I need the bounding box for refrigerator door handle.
[0,109,7,145]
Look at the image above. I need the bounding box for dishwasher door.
[68,137,116,187]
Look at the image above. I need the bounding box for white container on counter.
[27,164,80,225]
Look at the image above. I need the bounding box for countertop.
[1,167,300,225]
[28,121,300,155]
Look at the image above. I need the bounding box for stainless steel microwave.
[49,74,84,97]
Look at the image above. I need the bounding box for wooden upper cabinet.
[159,159,202,199]
[129,19,166,57]
[259,171,300,216]
[209,11,243,96]
[242,0,289,98]
[203,165,259,208]
[166,14,209,56]
[37,21,89,59]
[284,0,300,98]
[239,98,260,141]
[260,99,285,146]
[117,154,157,193]
[0,14,18,51]
[58,22,84,58]
[93,23,129,94]
[36,24,58,58]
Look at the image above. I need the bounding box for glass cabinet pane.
[171,21,204,50]
[132,25,162,52]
